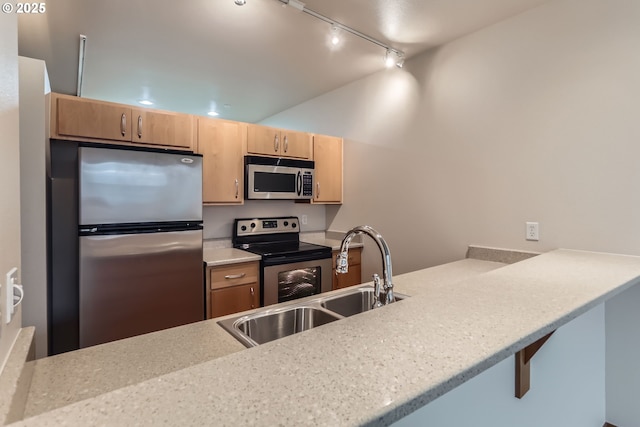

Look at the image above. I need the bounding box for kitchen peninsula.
[7,248,640,426]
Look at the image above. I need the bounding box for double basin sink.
[218,287,408,348]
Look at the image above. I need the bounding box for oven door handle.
[262,251,331,266]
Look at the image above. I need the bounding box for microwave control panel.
[302,172,313,197]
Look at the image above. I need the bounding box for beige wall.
[263,0,640,275]
[263,0,640,423]
[0,13,23,369]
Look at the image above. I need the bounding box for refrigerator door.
[79,229,204,348]
[79,146,202,225]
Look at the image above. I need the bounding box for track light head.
[384,49,405,69]
[330,25,340,46]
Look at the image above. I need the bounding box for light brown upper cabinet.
[131,108,193,150]
[312,134,343,204]
[197,117,245,204]
[247,124,312,160]
[51,93,195,151]
[55,95,132,142]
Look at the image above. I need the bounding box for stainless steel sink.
[218,305,341,347]
[218,286,409,348]
[320,287,407,317]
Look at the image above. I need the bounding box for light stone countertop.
[203,247,261,267]
[14,249,640,426]
[14,257,501,425]
[22,318,246,419]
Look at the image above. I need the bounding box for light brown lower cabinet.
[332,247,362,290]
[210,284,259,319]
[207,261,260,319]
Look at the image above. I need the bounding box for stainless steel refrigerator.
[49,141,205,353]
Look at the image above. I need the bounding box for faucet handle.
[372,274,383,308]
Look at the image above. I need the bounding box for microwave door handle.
[297,171,302,196]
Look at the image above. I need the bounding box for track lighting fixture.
[235,0,405,68]
[384,49,404,69]
[330,25,340,46]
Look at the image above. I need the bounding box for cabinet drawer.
[210,262,259,290]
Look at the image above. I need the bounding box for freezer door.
[79,146,202,225]
[79,229,204,348]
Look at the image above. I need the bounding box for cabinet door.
[313,135,343,204]
[210,283,260,318]
[197,118,244,204]
[281,130,312,159]
[247,124,280,156]
[57,96,132,141]
[132,109,194,150]
[332,248,362,290]
[333,265,362,290]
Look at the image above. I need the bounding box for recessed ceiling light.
[208,111,220,117]
[138,100,153,106]
[234,0,246,5]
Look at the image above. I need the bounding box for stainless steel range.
[232,217,332,307]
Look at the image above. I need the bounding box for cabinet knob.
[250,286,255,296]
[274,134,279,152]
[235,179,239,199]
[283,135,288,153]
[316,182,320,198]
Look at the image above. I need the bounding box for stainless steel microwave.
[245,156,314,200]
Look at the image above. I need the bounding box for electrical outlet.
[526,222,539,241]
[301,215,308,225]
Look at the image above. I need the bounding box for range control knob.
[250,222,256,228]
[241,225,247,232]
[284,221,289,227]
[292,223,297,228]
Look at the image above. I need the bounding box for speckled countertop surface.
[22,319,246,419]
[14,249,640,426]
[203,247,261,266]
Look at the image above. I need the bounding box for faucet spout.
[336,225,394,306]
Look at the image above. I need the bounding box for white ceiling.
[18,0,550,123]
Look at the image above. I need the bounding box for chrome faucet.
[336,225,394,308]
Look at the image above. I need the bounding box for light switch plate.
[5,268,18,324]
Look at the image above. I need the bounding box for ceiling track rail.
[276,0,403,56]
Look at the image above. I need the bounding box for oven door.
[262,258,332,306]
